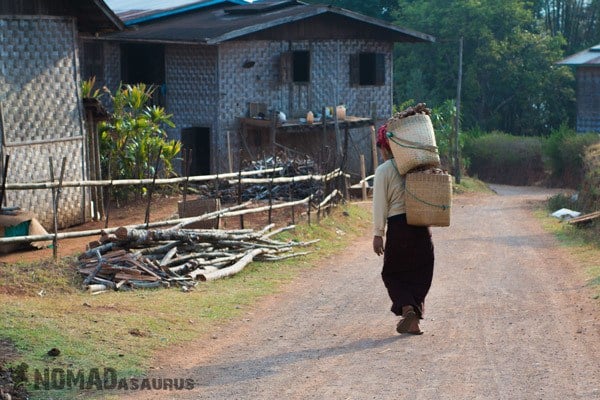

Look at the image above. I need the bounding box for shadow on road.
[190,335,404,386]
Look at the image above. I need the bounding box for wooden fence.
[0,167,350,254]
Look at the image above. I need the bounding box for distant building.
[84,0,434,176]
[558,44,600,133]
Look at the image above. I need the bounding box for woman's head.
[376,124,393,159]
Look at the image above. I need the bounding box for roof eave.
[206,5,435,45]
[93,0,125,31]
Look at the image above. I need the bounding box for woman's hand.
[373,236,384,256]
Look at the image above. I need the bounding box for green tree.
[392,0,575,136]
[532,0,600,53]
[301,0,396,19]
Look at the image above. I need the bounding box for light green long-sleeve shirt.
[372,159,406,237]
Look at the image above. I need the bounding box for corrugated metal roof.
[104,0,247,24]
[101,1,434,44]
[558,44,600,66]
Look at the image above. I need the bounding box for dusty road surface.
[124,186,600,400]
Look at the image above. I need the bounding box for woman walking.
[372,124,435,335]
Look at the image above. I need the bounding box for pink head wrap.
[376,124,391,151]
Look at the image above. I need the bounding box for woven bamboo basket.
[405,172,452,227]
[386,114,441,175]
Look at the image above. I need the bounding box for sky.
[104,0,252,12]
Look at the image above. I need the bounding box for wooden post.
[289,177,295,224]
[182,148,192,215]
[227,130,233,173]
[360,154,367,201]
[0,155,9,209]
[49,157,66,260]
[268,164,275,225]
[333,111,341,167]
[307,198,311,226]
[144,147,163,228]
[454,36,463,184]
[270,110,277,157]
[371,125,378,173]
[237,155,244,229]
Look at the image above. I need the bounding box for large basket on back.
[405,172,452,227]
[386,114,441,175]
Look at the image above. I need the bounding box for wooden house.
[558,44,600,133]
[86,0,434,177]
[0,0,123,229]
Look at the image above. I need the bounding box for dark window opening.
[292,51,310,83]
[181,127,211,176]
[121,43,166,107]
[82,41,104,83]
[351,53,385,86]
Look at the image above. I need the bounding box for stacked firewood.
[77,224,315,294]
[187,156,321,203]
[392,102,431,119]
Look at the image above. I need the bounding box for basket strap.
[386,132,439,154]
[405,186,451,210]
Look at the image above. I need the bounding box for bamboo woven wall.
[98,38,394,176]
[0,16,86,229]
[576,67,600,133]
[165,44,219,153]
[218,39,392,175]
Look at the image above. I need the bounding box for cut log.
[566,210,600,225]
[198,248,265,282]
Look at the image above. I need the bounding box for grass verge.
[535,208,600,299]
[0,202,371,400]
[452,176,494,195]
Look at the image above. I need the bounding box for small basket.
[405,172,452,227]
[387,114,441,175]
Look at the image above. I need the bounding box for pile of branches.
[188,156,323,203]
[77,224,316,294]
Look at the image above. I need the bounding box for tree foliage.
[301,0,396,19]
[532,0,600,53]
[319,0,582,136]
[392,0,575,136]
[98,84,181,192]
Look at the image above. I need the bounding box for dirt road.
[125,186,600,400]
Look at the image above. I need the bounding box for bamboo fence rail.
[0,167,342,246]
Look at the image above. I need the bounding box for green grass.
[535,208,600,299]
[0,203,371,399]
[452,176,494,194]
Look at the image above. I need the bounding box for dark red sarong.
[382,213,434,318]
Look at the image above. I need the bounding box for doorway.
[181,127,211,176]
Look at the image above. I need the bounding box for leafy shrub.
[463,132,545,185]
[578,143,600,213]
[546,193,578,212]
[430,99,456,170]
[98,84,181,200]
[543,125,600,188]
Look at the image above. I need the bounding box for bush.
[543,125,600,188]
[98,84,181,201]
[546,193,578,212]
[578,143,600,213]
[463,132,545,185]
